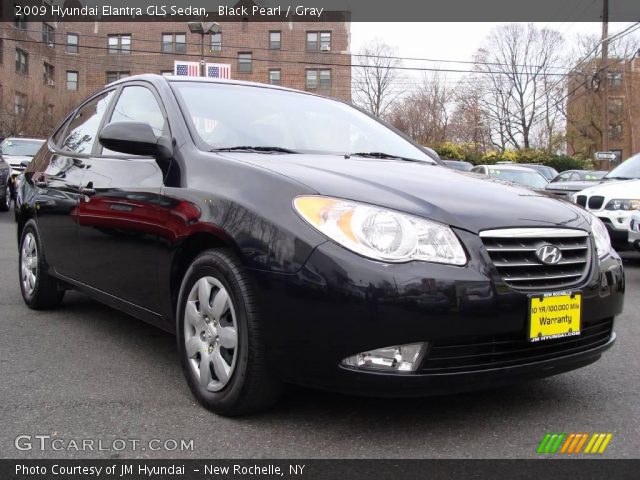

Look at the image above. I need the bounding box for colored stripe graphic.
[539,433,613,454]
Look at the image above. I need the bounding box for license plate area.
[528,291,581,343]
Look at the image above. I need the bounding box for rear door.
[73,83,170,312]
[33,90,116,280]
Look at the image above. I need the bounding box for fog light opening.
[340,342,428,372]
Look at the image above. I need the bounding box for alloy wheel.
[21,232,38,297]
[184,277,238,392]
[4,185,10,210]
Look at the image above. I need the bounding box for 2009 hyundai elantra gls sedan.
[17,75,624,416]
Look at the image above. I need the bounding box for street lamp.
[188,21,222,76]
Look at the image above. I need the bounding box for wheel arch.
[169,231,244,318]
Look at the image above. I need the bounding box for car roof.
[106,73,310,96]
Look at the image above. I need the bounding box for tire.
[176,249,282,416]
[0,184,10,212]
[19,220,65,309]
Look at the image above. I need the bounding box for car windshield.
[605,153,640,179]
[171,81,436,163]
[0,139,44,156]
[487,168,548,189]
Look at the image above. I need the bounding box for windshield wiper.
[347,152,429,163]
[211,146,297,154]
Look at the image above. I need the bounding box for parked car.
[16,75,624,415]
[629,211,640,251]
[0,156,11,211]
[0,137,45,199]
[471,164,549,190]
[513,163,559,181]
[573,179,640,249]
[442,159,473,171]
[546,170,608,198]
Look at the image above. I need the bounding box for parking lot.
[1,212,638,459]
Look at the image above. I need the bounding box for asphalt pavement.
[1,213,638,459]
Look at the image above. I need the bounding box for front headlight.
[293,196,467,265]
[588,212,611,258]
[605,199,640,211]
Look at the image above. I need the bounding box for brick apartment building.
[566,57,640,168]
[0,5,351,137]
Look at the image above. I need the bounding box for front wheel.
[176,249,282,416]
[19,220,65,309]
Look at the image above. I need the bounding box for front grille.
[480,228,591,291]
[576,195,587,207]
[588,195,605,210]
[420,317,613,373]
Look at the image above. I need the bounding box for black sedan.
[16,75,624,415]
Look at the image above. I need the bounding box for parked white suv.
[573,179,640,248]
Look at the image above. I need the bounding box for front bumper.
[596,210,633,246]
[251,230,625,396]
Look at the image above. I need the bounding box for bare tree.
[449,80,492,153]
[471,24,566,151]
[387,72,453,146]
[353,40,402,117]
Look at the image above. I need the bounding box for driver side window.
[101,85,166,155]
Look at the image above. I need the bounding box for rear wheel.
[19,220,65,309]
[176,249,282,416]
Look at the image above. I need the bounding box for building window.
[66,33,79,53]
[108,34,131,54]
[15,48,28,75]
[210,32,222,51]
[106,71,130,83]
[43,23,55,45]
[307,31,331,51]
[46,104,54,120]
[13,4,26,29]
[268,69,281,85]
[607,71,622,88]
[43,62,55,84]
[269,31,281,50]
[66,71,78,91]
[242,18,249,32]
[14,93,26,115]
[161,70,173,76]
[608,123,623,140]
[609,97,623,116]
[238,53,252,73]
[162,33,186,53]
[306,69,331,89]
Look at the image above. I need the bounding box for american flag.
[206,63,231,79]
[174,61,200,77]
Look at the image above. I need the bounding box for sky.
[350,22,638,91]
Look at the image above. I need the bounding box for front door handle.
[80,183,96,196]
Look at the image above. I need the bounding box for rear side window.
[61,90,115,154]
[52,117,72,146]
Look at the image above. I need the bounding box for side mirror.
[20,160,31,168]
[99,122,172,162]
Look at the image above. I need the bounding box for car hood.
[577,179,640,198]
[222,153,590,234]
[546,180,602,191]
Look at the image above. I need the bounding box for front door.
[74,84,170,313]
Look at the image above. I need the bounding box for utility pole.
[600,0,609,154]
